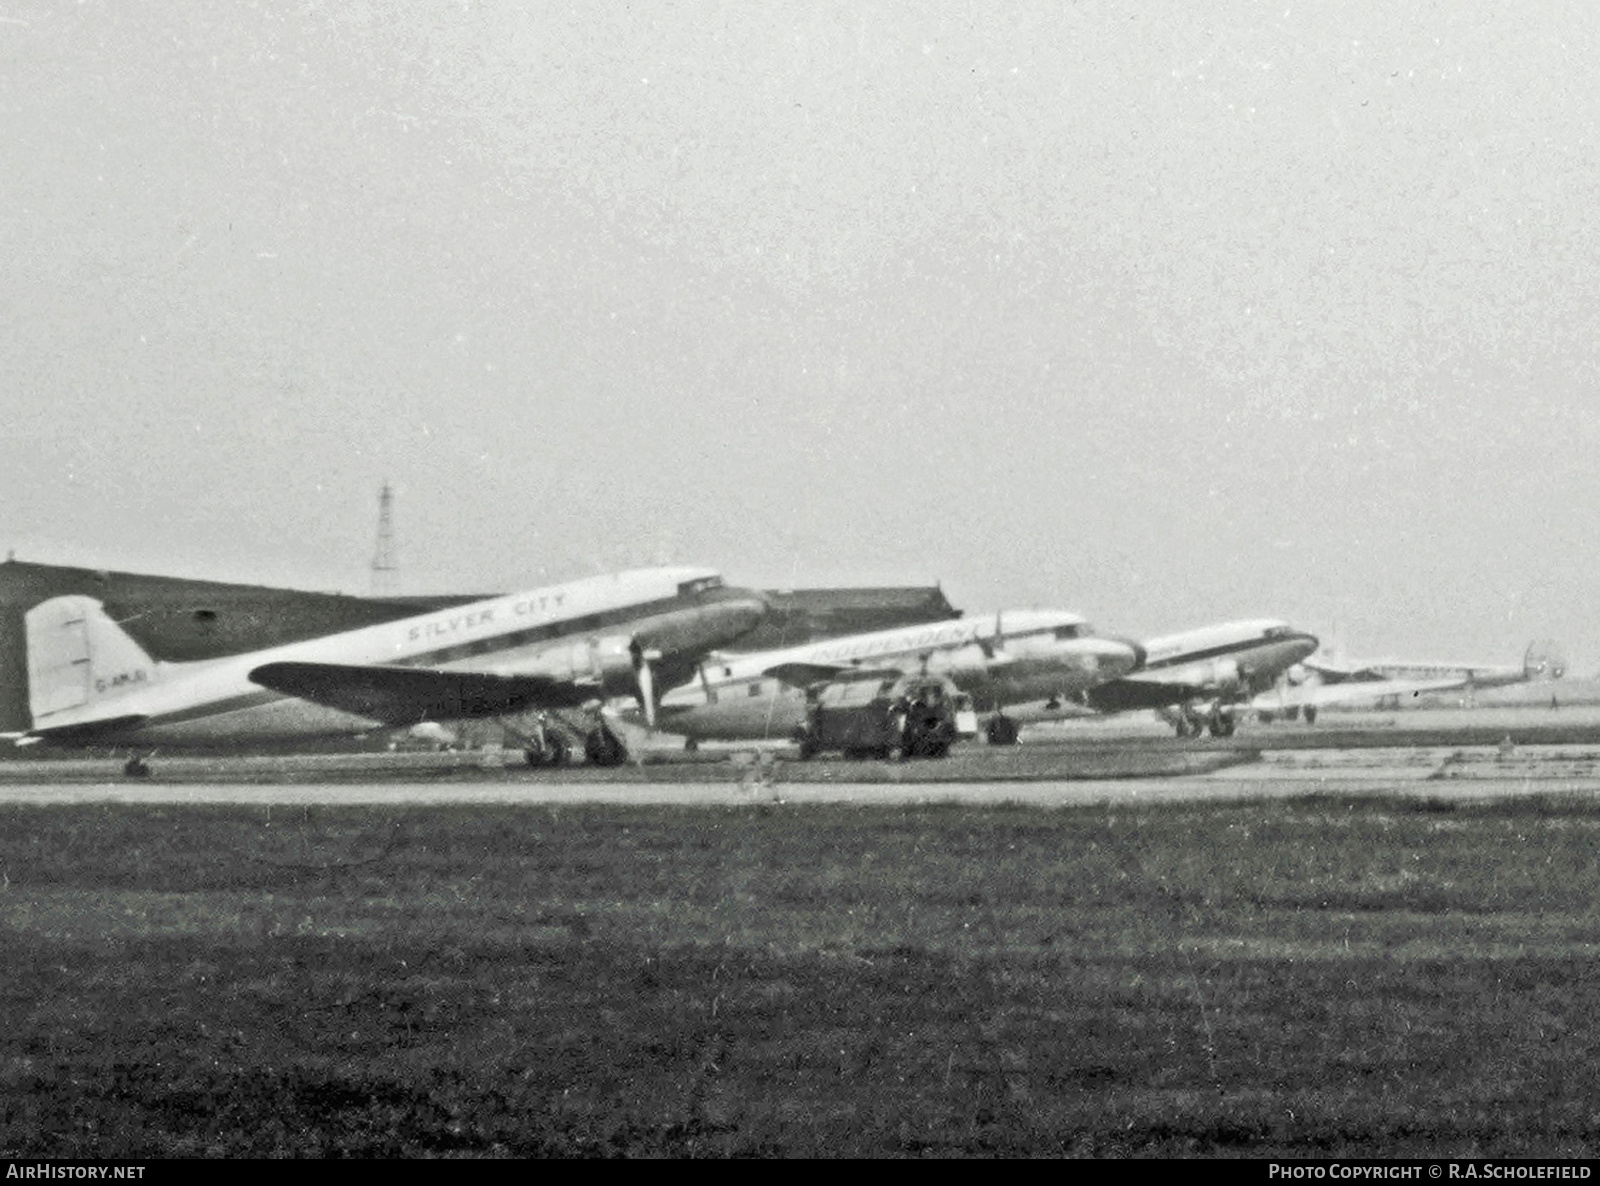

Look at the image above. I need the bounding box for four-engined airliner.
[1252,639,1565,721]
[634,610,1145,746]
[1076,619,1322,737]
[14,567,766,765]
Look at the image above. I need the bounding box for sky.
[3,1,1598,668]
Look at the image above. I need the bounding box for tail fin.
[24,596,162,728]
[1524,640,1567,681]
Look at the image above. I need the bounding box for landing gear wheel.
[122,756,150,778]
[584,726,628,767]
[1208,712,1237,738]
[525,737,570,767]
[683,737,699,754]
[904,712,955,758]
[1303,706,1318,726]
[986,715,1019,746]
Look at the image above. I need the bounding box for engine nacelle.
[1206,658,1243,693]
[539,635,640,699]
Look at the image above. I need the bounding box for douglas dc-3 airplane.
[1072,619,1321,737]
[9,567,766,767]
[633,610,1145,748]
[1251,639,1565,720]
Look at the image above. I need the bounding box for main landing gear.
[582,723,629,767]
[523,734,570,768]
[514,712,629,768]
[985,714,1020,746]
[1172,706,1236,738]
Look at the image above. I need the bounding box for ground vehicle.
[794,674,976,760]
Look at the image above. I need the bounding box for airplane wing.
[1085,672,1225,712]
[1255,676,1475,713]
[249,662,582,726]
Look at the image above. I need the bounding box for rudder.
[1524,640,1566,682]
[24,596,161,728]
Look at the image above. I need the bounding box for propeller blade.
[630,637,659,729]
[638,660,656,728]
[977,611,1005,661]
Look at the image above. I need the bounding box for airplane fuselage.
[1313,660,1522,687]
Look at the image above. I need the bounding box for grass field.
[3,794,1600,1157]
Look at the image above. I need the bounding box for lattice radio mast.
[371,481,398,597]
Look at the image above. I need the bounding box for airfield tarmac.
[12,703,1600,1157]
[6,704,1600,806]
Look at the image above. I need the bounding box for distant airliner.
[1073,619,1322,737]
[11,567,766,765]
[1254,639,1565,721]
[634,610,1145,747]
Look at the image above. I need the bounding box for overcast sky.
[3,2,1597,666]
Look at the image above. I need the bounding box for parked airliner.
[636,610,1144,746]
[1078,619,1321,737]
[11,568,766,765]
[1254,639,1565,720]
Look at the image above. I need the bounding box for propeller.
[630,638,662,728]
[977,611,1006,661]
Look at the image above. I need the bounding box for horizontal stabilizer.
[249,661,572,725]
[24,714,151,746]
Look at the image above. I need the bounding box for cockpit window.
[1263,625,1291,639]
[678,576,724,596]
[1054,625,1083,640]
